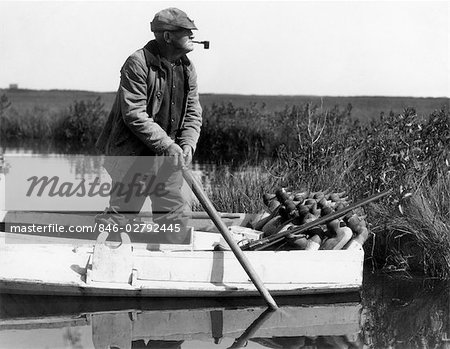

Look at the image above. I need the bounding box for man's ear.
[163,31,171,44]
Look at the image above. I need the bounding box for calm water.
[0,143,449,349]
[0,275,447,349]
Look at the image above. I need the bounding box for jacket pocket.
[151,90,164,116]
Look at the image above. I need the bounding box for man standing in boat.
[95,8,202,244]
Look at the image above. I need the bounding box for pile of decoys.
[248,188,370,251]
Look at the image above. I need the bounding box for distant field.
[201,94,449,121]
[0,88,448,121]
[0,89,116,115]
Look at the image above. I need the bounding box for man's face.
[169,29,194,54]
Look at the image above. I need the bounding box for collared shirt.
[155,58,186,140]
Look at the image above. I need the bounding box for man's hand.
[164,143,184,167]
[182,145,193,167]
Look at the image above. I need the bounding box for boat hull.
[0,241,364,298]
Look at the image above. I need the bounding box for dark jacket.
[96,40,202,157]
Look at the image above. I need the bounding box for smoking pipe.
[192,40,210,49]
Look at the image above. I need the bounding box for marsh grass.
[1,92,449,276]
[205,169,267,214]
[0,105,61,139]
[0,95,106,149]
[370,175,450,278]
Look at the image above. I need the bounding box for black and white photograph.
[0,1,449,348]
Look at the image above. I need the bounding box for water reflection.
[0,275,448,348]
[362,273,450,349]
[0,294,363,349]
[0,138,102,156]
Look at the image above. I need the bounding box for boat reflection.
[0,294,363,349]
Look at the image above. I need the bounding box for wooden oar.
[228,307,275,348]
[182,168,279,310]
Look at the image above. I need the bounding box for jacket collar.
[143,40,191,71]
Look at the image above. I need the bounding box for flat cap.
[150,8,197,32]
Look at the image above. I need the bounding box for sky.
[0,1,449,97]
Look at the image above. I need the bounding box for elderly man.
[95,8,202,244]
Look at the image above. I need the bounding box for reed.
[370,174,450,278]
[0,105,61,139]
[2,92,449,276]
[200,162,282,213]
[0,95,106,148]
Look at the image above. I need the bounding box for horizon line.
[0,87,449,100]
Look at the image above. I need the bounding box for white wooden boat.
[0,210,364,298]
[0,236,363,298]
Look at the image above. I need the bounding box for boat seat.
[86,231,133,284]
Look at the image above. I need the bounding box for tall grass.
[370,176,450,278]
[1,92,449,276]
[0,94,106,152]
[201,162,286,213]
[0,105,59,139]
